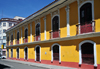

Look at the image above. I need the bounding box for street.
[0,60,48,69]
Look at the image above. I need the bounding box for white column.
[43,16,46,40]
[21,28,22,44]
[65,5,70,37]
[30,23,32,42]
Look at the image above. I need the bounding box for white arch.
[35,45,41,62]
[78,0,94,34]
[16,47,20,59]
[24,46,28,60]
[51,43,61,63]
[79,40,97,67]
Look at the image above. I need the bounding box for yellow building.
[6,0,100,69]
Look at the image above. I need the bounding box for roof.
[6,0,68,33]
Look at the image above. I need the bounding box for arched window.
[51,16,60,39]
[36,23,40,36]
[7,36,9,46]
[25,29,28,39]
[17,32,19,40]
[79,3,93,34]
[11,35,13,45]
[11,35,13,42]
[52,16,59,31]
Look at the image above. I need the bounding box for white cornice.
[6,32,100,47]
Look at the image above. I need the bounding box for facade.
[6,0,100,69]
[0,16,25,58]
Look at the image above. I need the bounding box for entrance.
[24,47,28,60]
[17,48,19,59]
[81,43,94,64]
[53,45,59,61]
[36,47,40,61]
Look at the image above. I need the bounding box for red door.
[80,3,92,34]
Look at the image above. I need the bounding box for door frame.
[51,43,61,63]
[35,45,41,62]
[79,40,97,67]
[24,46,28,60]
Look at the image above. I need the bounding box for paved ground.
[0,60,48,69]
[0,59,77,69]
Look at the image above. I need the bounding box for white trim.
[35,45,41,62]
[79,40,97,67]
[30,23,32,42]
[24,46,28,60]
[44,16,46,40]
[65,5,70,37]
[51,43,61,63]
[78,1,94,34]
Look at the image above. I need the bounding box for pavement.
[1,59,77,69]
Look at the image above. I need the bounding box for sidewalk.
[2,59,77,69]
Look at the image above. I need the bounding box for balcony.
[49,30,60,39]
[34,35,40,41]
[23,38,28,43]
[7,42,9,46]
[76,21,95,35]
[16,40,19,44]
[10,41,13,45]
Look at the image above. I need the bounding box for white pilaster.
[65,5,70,37]
[43,16,46,40]
[30,23,32,42]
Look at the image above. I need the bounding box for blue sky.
[0,0,54,19]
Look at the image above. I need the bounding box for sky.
[0,0,55,19]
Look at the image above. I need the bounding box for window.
[3,23,6,27]
[36,23,40,36]
[3,29,6,33]
[3,36,6,39]
[9,23,12,27]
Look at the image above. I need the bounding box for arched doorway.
[24,47,28,60]
[80,3,93,34]
[7,49,9,58]
[25,29,28,43]
[35,23,40,41]
[51,43,61,63]
[53,45,59,61]
[79,40,97,66]
[11,48,13,58]
[51,16,60,38]
[36,46,40,61]
[17,48,19,59]
[81,43,94,64]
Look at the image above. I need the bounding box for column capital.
[65,5,70,12]
[43,16,46,21]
